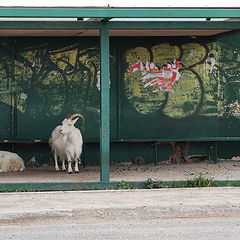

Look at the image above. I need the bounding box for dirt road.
[0,187,240,225]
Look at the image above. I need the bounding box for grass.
[144,175,218,189]
[185,175,217,187]
[118,180,136,190]
[0,188,29,192]
[144,178,165,189]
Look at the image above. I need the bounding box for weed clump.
[144,175,217,189]
[144,178,164,189]
[118,180,136,189]
[185,175,217,187]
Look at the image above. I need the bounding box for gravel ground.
[0,188,240,224]
[0,160,239,183]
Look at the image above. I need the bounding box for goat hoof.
[75,171,79,173]
[68,171,73,174]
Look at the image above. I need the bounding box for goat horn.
[66,113,85,121]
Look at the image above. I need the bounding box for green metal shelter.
[0,7,240,189]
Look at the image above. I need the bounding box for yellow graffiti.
[125,42,220,118]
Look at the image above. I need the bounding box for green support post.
[209,142,218,163]
[100,23,110,182]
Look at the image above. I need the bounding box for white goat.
[49,113,84,174]
[0,151,25,172]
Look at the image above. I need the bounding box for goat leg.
[54,153,59,171]
[67,157,73,174]
[74,158,79,173]
[62,158,66,171]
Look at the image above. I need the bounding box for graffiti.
[0,36,239,140]
[224,101,240,118]
[0,40,100,118]
[129,60,181,92]
[0,39,103,138]
[187,49,195,61]
[96,70,101,90]
[124,42,221,118]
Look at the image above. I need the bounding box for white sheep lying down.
[0,151,25,172]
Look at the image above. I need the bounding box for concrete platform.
[0,160,239,183]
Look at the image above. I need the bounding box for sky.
[0,0,239,7]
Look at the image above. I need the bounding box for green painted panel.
[0,96,11,139]
[218,142,240,159]
[120,37,219,139]
[0,37,117,143]
[9,37,101,140]
[0,39,14,139]
[217,31,240,137]
[15,143,51,164]
[155,143,173,163]
[111,142,155,164]
[188,142,209,157]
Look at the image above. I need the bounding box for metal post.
[209,142,218,163]
[100,23,110,182]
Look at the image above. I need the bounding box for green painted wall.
[0,33,240,164]
[120,37,219,139]
[0,37,101,141]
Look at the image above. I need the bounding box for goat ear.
[72,117,79,125]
